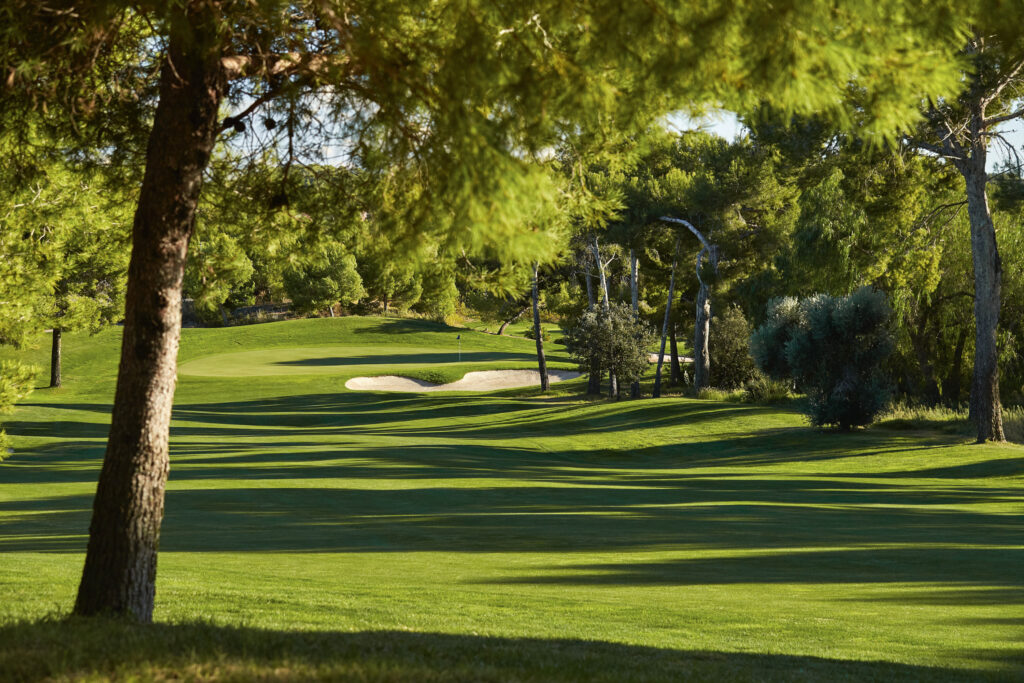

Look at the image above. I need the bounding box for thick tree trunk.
[590,235,616,396]
[531,263,549,392]
[653,239,680,398]
[694,281,711,390]
[74,22,226,622]
[49,328,62,388]
[670,324,682,385]
[629,248,640,398]
[962,160,1005,441]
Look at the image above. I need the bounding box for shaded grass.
[0,617,1003,682]
[0,316,1023,680]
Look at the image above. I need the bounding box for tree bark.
[629,248,640,398]
[693,245,717,391]
[962,159,1005,441]
[670,324,682,385]
[497,304,529,335]
[49,328,62,388]
[74,17,226,622]
[590,235,616,396]
[653,239,680,398]
[531,263,549,392]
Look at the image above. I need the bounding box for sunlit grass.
[0,317,1022,681]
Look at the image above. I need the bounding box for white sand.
[345,369,581,393]
[648,353,694,363]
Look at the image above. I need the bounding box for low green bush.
[709,304,759,389]
[742,376,792,404]
[751,287,894,429]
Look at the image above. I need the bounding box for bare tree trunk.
[693,245,717,391]
[531,263,549,391]
[654,239,680,398]
[963,159,1005,441]
[590,235,616,396]
[497,304,529,335]
[219,304,230,326]
[660,217,717,392]
[328,305,335,318]
[629,248,640,398]
[74,19,226,622]
[670,324,682,385]
[591,235,610,310]
[49,328,62,388]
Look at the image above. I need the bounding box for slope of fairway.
[179,346,543,377]
[0,316,1022,681]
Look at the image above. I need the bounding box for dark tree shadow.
[0,618,1010,682]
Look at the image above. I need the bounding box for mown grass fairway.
[1,317,1022,681]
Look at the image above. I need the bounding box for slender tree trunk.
[591,235,610,310]
[590,235,616,396]
[531,263,549,391]
[670,324,682,385]
[328,305,335,318]
[694,246,717,391]
[962,158,1005,441]
[219,304,230,326]
[74,20,226,622]
[629,248,640,398]
[49,328,62,388]
[584,263,596,308]
[654,239,680,398]
[497,304,528,335]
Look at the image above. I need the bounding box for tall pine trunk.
[962,157,1005,441]
[629,248,640,398]
[653,239,680,398]
[49,328,62,388]
[74,20,226,622]
[531,263,549,391]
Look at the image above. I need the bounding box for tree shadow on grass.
[3,475,1022,567]
[0,617,1007,682]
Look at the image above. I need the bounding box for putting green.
[177,345,539,377]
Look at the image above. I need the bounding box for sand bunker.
[648,353,694,363]
[345,369,581,392]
